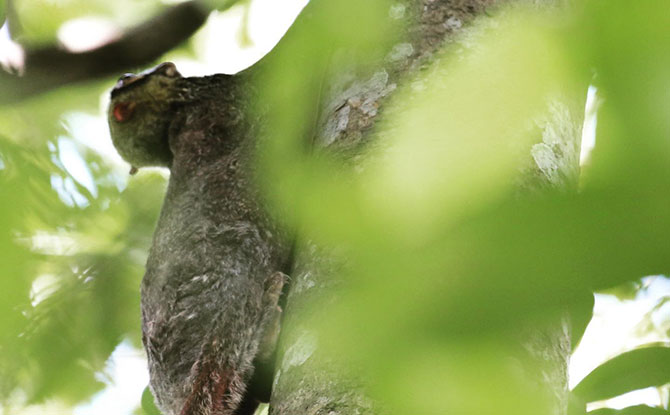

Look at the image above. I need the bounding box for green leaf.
[569,393,587,415]
[572,345,670,402]
[570,291,594,352]
[141,386,162,415]
[201,0,244,12]
[588,405,669,415]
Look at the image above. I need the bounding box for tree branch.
[0,0,209,104]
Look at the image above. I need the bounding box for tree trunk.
[268,1,584,414]
[118,0,585,413]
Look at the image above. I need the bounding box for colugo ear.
[155,62,181,78]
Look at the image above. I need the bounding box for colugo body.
[108,63,290,415]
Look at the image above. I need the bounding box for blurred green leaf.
[367,339,552,415]
[573,345,670,402]
[259,1,670,413]
[575,0,670,188]
[571,291,594,351]
[13,0,165,45]
[201,0,245,12]
[569,393,587,415]
[256,0,399,238]
[361,11,575,241]
[141,386,162,415]
[0,82,105,146]
[600,281,644,301]
[588,405,669,415]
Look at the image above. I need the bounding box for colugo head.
[107,62,183,173]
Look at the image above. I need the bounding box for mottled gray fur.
[108,64,291,415]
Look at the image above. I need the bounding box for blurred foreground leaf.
[588,405,669,415]
[13,0,164,45]
[570,292,595,351]
[259,2,670,413]
[363,11,575,241]
[261,6,584,415]
[576,0,670,187]
[367,339,551,415]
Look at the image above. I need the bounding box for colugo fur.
[108,62,291,415]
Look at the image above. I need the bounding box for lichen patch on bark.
[281,331,318,371]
